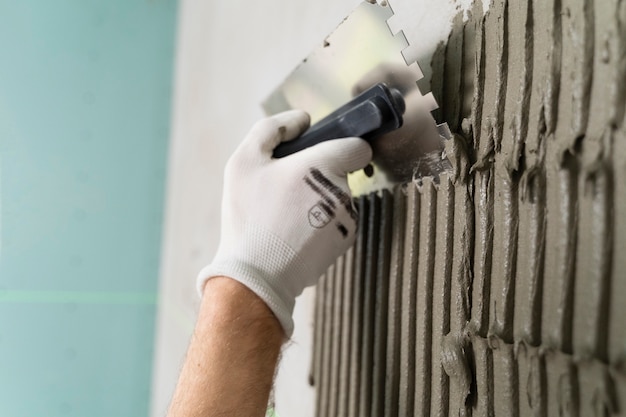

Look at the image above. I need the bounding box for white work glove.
[197,110,372,336]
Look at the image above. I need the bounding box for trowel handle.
[272,83,405,158]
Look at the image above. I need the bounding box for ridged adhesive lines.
[442,12,465,133]
[313,274,325,417]
[501,0,533,174]
[555,0,594,156]
[610,128,626,366]
[584,0,620,146]
[470,3,509,416]
[461,0,483,130]
[479,0,508,156]
[543,154,578,353]
[516,342,547,416]
[470,0,487,148]
[490,145,520,342]
[397,184,419,417]
[383,187,406,417]
[490,0,529,384]
[337,245,355,417]
[413,179,437,417]
[473,336,495,417]
[430,41,445,125]
[577,360,617,416]
[515,160,547,347]
[572,0,618,365]
[544,351,578,416]
[469,0,509,339]
[357,193,381,416]
[431,176,454,417]
[615,1,626,129]
[514,0,553,347]
[491,338,519,417]
[327,253,345,416]
[318,264,335,417]
[469,159,494,337]
[543,0,563,136]
[442,134,473,417]
[370,190,393,417]
[347,195,369,417]
[574,162,613,362]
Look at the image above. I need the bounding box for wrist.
[197,224,315,336]
[201,276,285,341]
[168,276,284,417]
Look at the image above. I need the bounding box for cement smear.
[312,0,626,415]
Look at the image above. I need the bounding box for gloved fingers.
[295,136,373,175]
[242,110,310,157]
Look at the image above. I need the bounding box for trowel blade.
[262,1,451,196]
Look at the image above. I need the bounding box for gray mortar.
[383,187,406,417]
[312,0,626,415]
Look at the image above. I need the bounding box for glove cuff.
[196,223,316,337]
[196,262,294,336]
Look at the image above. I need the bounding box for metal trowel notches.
[263,1,452,196]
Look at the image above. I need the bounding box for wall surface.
[313,0,626,415]
[151,0,467,415]
[151,1,362,415]
[0,1,177,416]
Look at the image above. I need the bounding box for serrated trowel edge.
[385,0,453,149]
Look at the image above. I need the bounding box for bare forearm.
[167,277,285,417]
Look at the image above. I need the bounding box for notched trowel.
[263,1,452,196]
[272,83,405,158]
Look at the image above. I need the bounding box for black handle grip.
[272,83,405,158]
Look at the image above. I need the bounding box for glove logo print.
[308,203,331,229]
[303,168,355,238]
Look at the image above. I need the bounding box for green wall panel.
[0,1,177,415]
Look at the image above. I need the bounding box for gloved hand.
[197,110,372,336]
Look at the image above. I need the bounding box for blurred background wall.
[0,1,177,416]
[1,0,462,416]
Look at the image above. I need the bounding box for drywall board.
[152,0,484,416]
[0,1,177,416]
